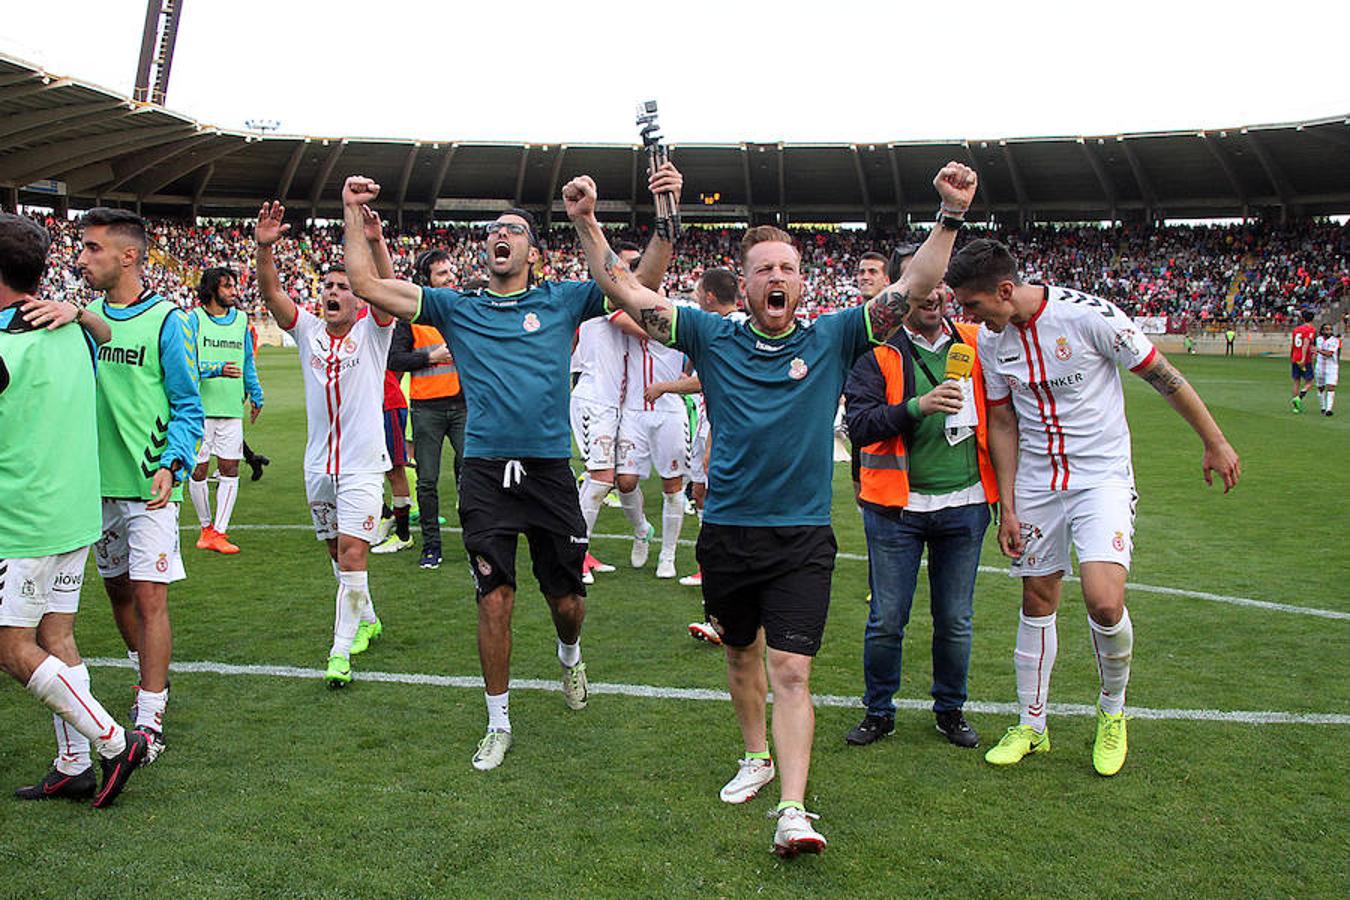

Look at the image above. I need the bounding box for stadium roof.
[3,52,1350,226]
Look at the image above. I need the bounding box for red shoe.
[195,526,216,550]
[679,569,702,587]
[585,553,616,574]
[205,530,240,554]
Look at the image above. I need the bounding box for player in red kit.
[1290,310,1317,413]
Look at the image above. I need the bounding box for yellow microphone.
[945,344,976,381]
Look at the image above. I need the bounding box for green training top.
[196,307,248,418]
[904,341,982,495]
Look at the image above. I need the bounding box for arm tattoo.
[867,287,909,337]
[601,249,638,288]
[1143,360,1188,396]
[638,306,672,343]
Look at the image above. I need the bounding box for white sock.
[696,507,703,526]
[579,477,612,539]
[52,663,93,774]
[360,594,379,626]
[1090,609,1133,716]
[1014,612,1058,732]
[329,570,368,658]
[127,648,140,675]
[214,476,240,533]
[486,691,511,732]
[660,490,684,559]
[331,559,342,582]
[136,686,168,733]
[618,487,647,535]
[557,638,581,669]
[392,495,411,509]
[26,655,126,759]
[1327,391,1336,413]
[188,478,211,528]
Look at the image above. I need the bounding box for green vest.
[95,297,182,502]
[196,308,247,418]
[0,315,102,556]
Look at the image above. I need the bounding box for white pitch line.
[207,524,1350,621]
[85,657,1350,726]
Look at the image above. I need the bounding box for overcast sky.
[4,1,1348,145]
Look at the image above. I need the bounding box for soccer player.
[339,163,681,771]
[371,365,415,556]
[945,238,1241,777]
[253,201,390,686]
[565,162,976,855]
[1290,310,1317,413]
[1314,323,1340,416]
[0,212,149,807]
[189,267,264,554]
[80,208,203,765]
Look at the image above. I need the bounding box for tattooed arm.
[564,175,675,343]
[1135,352,1242,492]
[631,162,684,292]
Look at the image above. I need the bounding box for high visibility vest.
[409,323,460,400]
[858,321,998,508]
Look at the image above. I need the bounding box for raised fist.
[342,175,380,208]
[934,161,978,212]
[563,175,598,220]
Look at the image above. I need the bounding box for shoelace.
[502,459,526,488]
[767,807,820,821]
[1099,716,1127,751]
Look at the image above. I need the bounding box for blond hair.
[740,225,796,265]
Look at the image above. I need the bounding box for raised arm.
[564,175,674,343]
[1135,352,1241,492]
[339,176,422,321]
[630,162,683,292]
[254,201,299,329]
[866,162,978,339]
[357,204,395,326]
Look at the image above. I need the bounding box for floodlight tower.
[133,0,186,105]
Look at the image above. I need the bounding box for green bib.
[0,316,102,556]
[95,297,182,501]
[196,308,248,418]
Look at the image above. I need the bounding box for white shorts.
[1315,360,1338,387]
[616,408,690,480]
[304,470,385,543]
[1009,483,1137,577]
[570,397,621,471]
[0,546,90,627]
[689,414,710,485]
[196,417,244,463]
[94,500,186,583]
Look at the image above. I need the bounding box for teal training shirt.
[670,304,874,526]
[416,281,606,458]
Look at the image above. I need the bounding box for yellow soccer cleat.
[984,724,1050,766]
[1093,706,1128,776]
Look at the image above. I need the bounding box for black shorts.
[696,523,837,656]
[458,457,587,599]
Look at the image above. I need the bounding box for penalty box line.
[207,524,1350,622]
[86,657,1349,727]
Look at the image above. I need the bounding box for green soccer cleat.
[1291,397,1303,413]
[984,724,1050,766]
[349,618,384,656]
[324,654,352,688]
[1093,705,1128,776]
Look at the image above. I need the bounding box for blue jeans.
[861,502,991,716]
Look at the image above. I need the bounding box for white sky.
[3,0,1348,145]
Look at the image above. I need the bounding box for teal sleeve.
[571,280,608,323]
[243,334,263,407]
[158,309,205,480]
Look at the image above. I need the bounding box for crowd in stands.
[30,211,1349,327]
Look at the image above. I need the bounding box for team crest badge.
[1055,336,1072,361]
[522,313,541,333]
[344,338,357,353]
[155,554,168,574]
[362,516,375,532]
[788,357,808,380]
[20,579,36,599]
[476,555,493,576]
[1112,531,1125,552]
[309,356,324,370]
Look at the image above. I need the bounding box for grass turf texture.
[1,350,1345,896]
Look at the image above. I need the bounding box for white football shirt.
[978,286,1156,492]
[622,333,688,413]
[571,311,628,405]
[286,307,394,475]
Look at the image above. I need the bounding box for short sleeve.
[977,331,1010,404]
[561,280,607,325]
[826,305,872,365]
[669,305,715,361]
[416,286,462,334]
[286,305,319,342]
[1081,300,1156,372]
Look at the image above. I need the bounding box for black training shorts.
[696,523,837,656]
[458,457,588,599]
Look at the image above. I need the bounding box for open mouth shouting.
[325,299,342,314]
[492,240,512,263]
[766,289,788,313]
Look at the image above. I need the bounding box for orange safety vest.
[409,323,460,400]
[858,321,998,508]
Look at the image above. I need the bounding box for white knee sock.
[136,686,168,733]
[330,570,368,658]
[618,486,647,535]
[214,476,240,533]
[1090,609,1133,716]
[52,662,93,774]
[188,478,212,528]
[1014,612,1057,732]
[1327,391,1336,413]
[486,691,511,732]
[26,655,126,760]
[660,490,684,560]
[579,477,612,539]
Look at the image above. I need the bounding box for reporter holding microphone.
[842,269,999,750]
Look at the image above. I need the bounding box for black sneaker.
[134,727,166,767]
[248,454,271,482]
[845,714,894,746]
[419,546,442,569]
[935,710,980,748]
[92,730,148,808]
[15,765,96,801]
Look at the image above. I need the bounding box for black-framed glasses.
[482,221,529,237]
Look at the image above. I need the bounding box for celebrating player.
[254,202,390,687]
[945,238,1241,777]
[565,162,976,856]
[1314,323,1340,416]
[1290,310,1317,413]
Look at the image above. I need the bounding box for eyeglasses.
[482,221,529,237]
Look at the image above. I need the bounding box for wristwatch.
[936,207,966,231]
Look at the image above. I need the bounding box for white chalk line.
[198,524,1350,622]
[85,657,1348,726]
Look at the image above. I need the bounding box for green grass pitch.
[1,350,1345,897]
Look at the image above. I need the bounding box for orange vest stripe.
[409,323,460,399]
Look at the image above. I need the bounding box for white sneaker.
[371,534,414,554]
[719,756,775,804]
[471,729,512,771]
[561,660,588,710]
[630,522,654,568]
[581,568,595,585]
[679,570,703,587]
[772,807,826,856]
[655,553,677,579]
[688,621,721,644]
[372,516,395,545]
